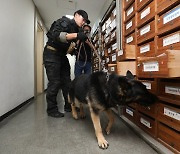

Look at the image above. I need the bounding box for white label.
[112,54,117,62]
[102,24,106,32]
[140,44,150,53]
[102,50,104,56]
[108,48,111,53]
[142,82,152,90]
[126,20,133,30]
[163,33,180,47]
[165,86,180,96]
[106,57,110,63]
[118,50,123,56]
[111,19,116,29]
[140,0,143,2]
[112,43,117,50]
[141,7,150,19]
[163,7,180,24]
[126,36,133,43]
[126,108,134,117]
[111,31,116,38]
[127,6,134,17]
[111,67,115,71]
[113,9,116,16]
[164,107,180,121]
[143,62,159,72]
[140,118,151,128]
[140,25,150,36]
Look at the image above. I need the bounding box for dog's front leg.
[71,103,78,119]
[105,109,115,135]
[89,104,109,149]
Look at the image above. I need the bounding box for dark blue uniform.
[43,16,79,115]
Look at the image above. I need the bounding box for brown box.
[158,78,180,106]
[137,50,180,78]
[137,0,153,11]
[137,40,155,57]
[137,20,155,44]
[157,103,180,131]
[117,45,136,61]
[124,2,135,23]
[137,113,156,137]
[125,17,135,36]
[158,5,180,35]
[158,31,180,54]
[157,122,180,152]
[124,106,137,123]
[157,0,179,15]
[124,0,135,10]
[125,32,136,45]
[117,61,136,76]
[137,0,155,28]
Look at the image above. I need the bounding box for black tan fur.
[68,71,157,149]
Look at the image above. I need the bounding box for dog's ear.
[126,70,134,80]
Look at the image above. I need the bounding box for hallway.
[0,93,158,154]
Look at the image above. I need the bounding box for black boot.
[64,103,72,112]
[48,111,64,118]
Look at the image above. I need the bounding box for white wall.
[0,0,35,116]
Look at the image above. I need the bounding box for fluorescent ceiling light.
[66,15,74,19]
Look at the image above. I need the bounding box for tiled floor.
[0,93,159,154]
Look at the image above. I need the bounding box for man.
[43,10,90,118]
[75,25,100,77]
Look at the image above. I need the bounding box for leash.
[77,41,87,67]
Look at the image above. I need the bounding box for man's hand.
[77,32,88,42]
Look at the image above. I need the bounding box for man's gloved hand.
[77,32,88,42]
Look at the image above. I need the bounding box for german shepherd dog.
[68,71,157,149]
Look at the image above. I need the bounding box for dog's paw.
[72,113,78,120]
[105,128,111,135]
[97,138,109,149]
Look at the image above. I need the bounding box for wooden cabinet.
[124,2,135,23]
[137,0,153,12]
[125,17,135,36]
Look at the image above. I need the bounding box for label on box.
[141,7,150,19]
[106,57,110,63]
[165,86,180,96]
[163,7,180,24]
[108,48,111,53]
[126,108,134,117]
[142,82,151,90]
[111,31,116,39]
[113,9,116,16]
[118,50,123,56]
[140,44,150,53]
[127,6,134,17]
[111,67,115,71]
[143,61,159,72]
[102,50,104,56]
[112,54,117,62]
[140,118,151,128]
[126,36,133,43]
[111,19,116,29]
[140,25,150,36]
[163,33,180,47]
[112,43,117,50]
[126,20,133,30]
[164,107,180,121]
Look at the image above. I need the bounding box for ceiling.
[33,0,110,30]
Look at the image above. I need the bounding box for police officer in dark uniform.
[43,10,90,118]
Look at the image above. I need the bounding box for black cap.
[74,10,90,24]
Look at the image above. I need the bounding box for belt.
[46,45,57,51]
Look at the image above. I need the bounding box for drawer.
[139,79,157,94]
[137,1,155,28]
[110,52,117,64]
[137,40,156,57]
[137,20,155,44]
[117,45,136,61]
[137,0,153,12]
[157,122,180,152]
[125,17,135,36]
[111,30,117,41]
[157,0,180,15]
[124,2,135,23]
[158,31,180,54]
[124,106,137,123]
[137,103,157,118]
[111,42,118,53]
[137,113,156,137]
[128,102,137,109]
[117,61,136,76]
[137,50,180,78]
[108,64,117,73]
[158,79,180,105]
[124,0,135,10]
[125,32,136,45]
[158,5,180,35]
[157,103,180,131]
